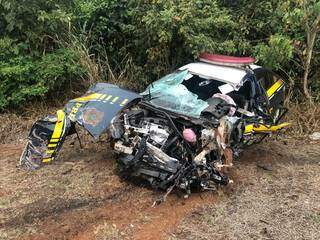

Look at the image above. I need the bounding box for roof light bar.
[199,53,255,67]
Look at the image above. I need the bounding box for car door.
[242,68,288,139]
[252,68,270,112]
[265,71,285,109]
[254,68,285,120]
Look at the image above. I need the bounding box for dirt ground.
[0,125,319,239]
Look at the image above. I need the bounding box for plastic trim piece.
[199,53,255,66]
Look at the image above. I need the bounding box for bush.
[0,38,86,110]
[73,0,239,84]
[0,0,319,110]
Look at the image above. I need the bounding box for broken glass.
[141,70,209,118]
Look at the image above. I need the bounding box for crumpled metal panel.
[64,83,141,138]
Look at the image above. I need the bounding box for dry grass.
[285,101,320,136]
[172,140,320,240]
[94,222,124,240]
[0,103,59,144]
[0,117,319,239]
[0,141,124,240]
[64,31,146,93]
[0,35,145,144]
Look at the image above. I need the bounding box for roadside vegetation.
[0,0,319,109]
[0,2,320,239]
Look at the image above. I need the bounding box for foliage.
[254,35,294,70]
[125,0,237,77]
[0,0,73,51]
[73,0,320,92]
[0,0,86,110]
[278,0,320,99]
[0,0,319,110]
[0,38,85,110]
[226,0,320,96]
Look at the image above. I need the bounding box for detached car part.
[20,53,290,197]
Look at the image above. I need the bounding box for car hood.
[64,83,141,138]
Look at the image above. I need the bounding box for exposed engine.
[110,102,237,199]
[20,58,290,205]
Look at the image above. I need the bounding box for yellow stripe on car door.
[267,79,284,98]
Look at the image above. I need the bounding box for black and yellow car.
[20,53,290,196]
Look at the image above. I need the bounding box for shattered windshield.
[141,70,209,118]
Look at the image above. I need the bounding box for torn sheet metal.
[65,83,141,138]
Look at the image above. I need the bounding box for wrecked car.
[20,53,290,198]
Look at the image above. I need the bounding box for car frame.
[20,53,290,198]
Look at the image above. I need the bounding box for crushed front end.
[110,100,236,197]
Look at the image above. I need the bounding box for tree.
[302,1,320,101]
[123,0,237,77]
[281,0,320,101]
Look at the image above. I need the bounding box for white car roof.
[179,62,261,88]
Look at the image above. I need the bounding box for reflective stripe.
[51,110,65,139]
[244,122,291,134]
[42,157,52,163]
[70,92,128,107]
[101,94,109,100]
[105,95,112,101]
[111,96,119,104]
[98,94,105,100]
[72,93,104,102]
[46,149,55,154]
[120,98,129,106]
[45,110,65,160]
[267,79,284,98]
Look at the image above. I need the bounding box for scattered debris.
[20,53,290,200]
[309,132,320,141]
